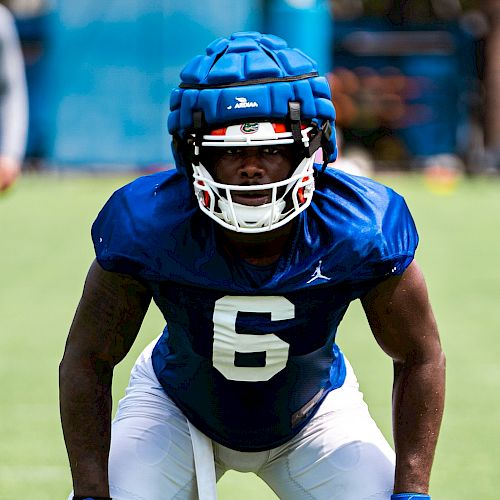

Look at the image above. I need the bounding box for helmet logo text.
[226,97,259,110]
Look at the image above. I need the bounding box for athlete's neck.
[217,223,294,267]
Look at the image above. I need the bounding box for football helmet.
[168,32,337,233]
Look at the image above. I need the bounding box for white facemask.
[191,122,317,233]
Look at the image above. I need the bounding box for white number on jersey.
[212,295,294,382]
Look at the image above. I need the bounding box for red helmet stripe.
[210,127,227,136]
[297,187,305,204]
[271,123,287,133]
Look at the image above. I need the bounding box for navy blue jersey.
[92,167,418,451]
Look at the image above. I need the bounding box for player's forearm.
[59,355,113,496]
[0,6,29,160]
[392,351,445,493]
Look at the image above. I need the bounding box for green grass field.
[1,171,499,499]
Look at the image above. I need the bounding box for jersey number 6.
[212,295,294,382]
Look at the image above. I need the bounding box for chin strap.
[288,101,303,144]
[191,110,205,164]
[288,101,333,173]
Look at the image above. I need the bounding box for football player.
[0,2,28,192]
[60,32,445,500]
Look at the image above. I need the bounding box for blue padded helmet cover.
[168,32,337,172]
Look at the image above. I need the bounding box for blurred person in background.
[0,0,28,192]
[60,32,445,500]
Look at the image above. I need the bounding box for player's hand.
[391,494,431,499]
[0,156,21,192]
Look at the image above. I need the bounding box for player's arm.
[361,260,445,496]
[59,259,152,497]
[0,6,29,191]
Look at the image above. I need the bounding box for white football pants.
[105,340,395,500]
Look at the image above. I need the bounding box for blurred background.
[6,0,500,175]
[1,1,500,498]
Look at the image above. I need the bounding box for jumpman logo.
[306,260,331,284]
